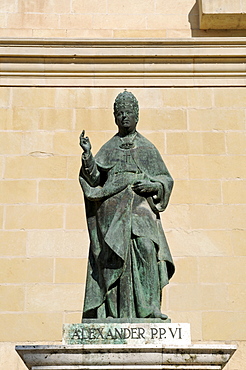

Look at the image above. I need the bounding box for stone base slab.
[16,343,237,370]
[82,318,171,323]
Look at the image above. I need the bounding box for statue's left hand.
[132,180,161,195]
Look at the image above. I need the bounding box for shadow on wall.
[188,0,246,37]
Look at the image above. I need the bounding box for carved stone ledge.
[16,343,237,370]
[199,0,246,29]
[0,38,246,87]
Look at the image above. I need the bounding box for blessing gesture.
[80,130,91,154]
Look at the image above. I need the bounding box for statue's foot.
[151,310,168,320]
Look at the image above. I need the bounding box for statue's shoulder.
[96,132,159,153]
[97,134,118,153]
[136,132,159,151]
[94,135,118,163]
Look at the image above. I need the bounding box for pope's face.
[115,107,137,135]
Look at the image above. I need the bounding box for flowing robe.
[79,132,175,319]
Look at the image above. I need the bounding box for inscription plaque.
[63,323,191,345]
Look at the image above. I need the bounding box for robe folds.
[79,132,175,319]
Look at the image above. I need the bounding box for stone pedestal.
[16,322,236,369]
[16,343,237,370]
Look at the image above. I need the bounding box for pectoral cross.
[124,150,131,163]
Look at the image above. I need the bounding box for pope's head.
[113,91,139,135]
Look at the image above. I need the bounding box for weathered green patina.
[79,91,174,320]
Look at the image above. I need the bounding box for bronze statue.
[79,91,174,320]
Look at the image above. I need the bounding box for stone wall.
[0,86,245,369]
[0,1,246,369]
[1,0,246,38]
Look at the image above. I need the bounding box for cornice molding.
[0,38,245,87]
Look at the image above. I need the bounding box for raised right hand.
[79,130,91,154]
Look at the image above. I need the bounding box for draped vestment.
[79,132,175,318]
